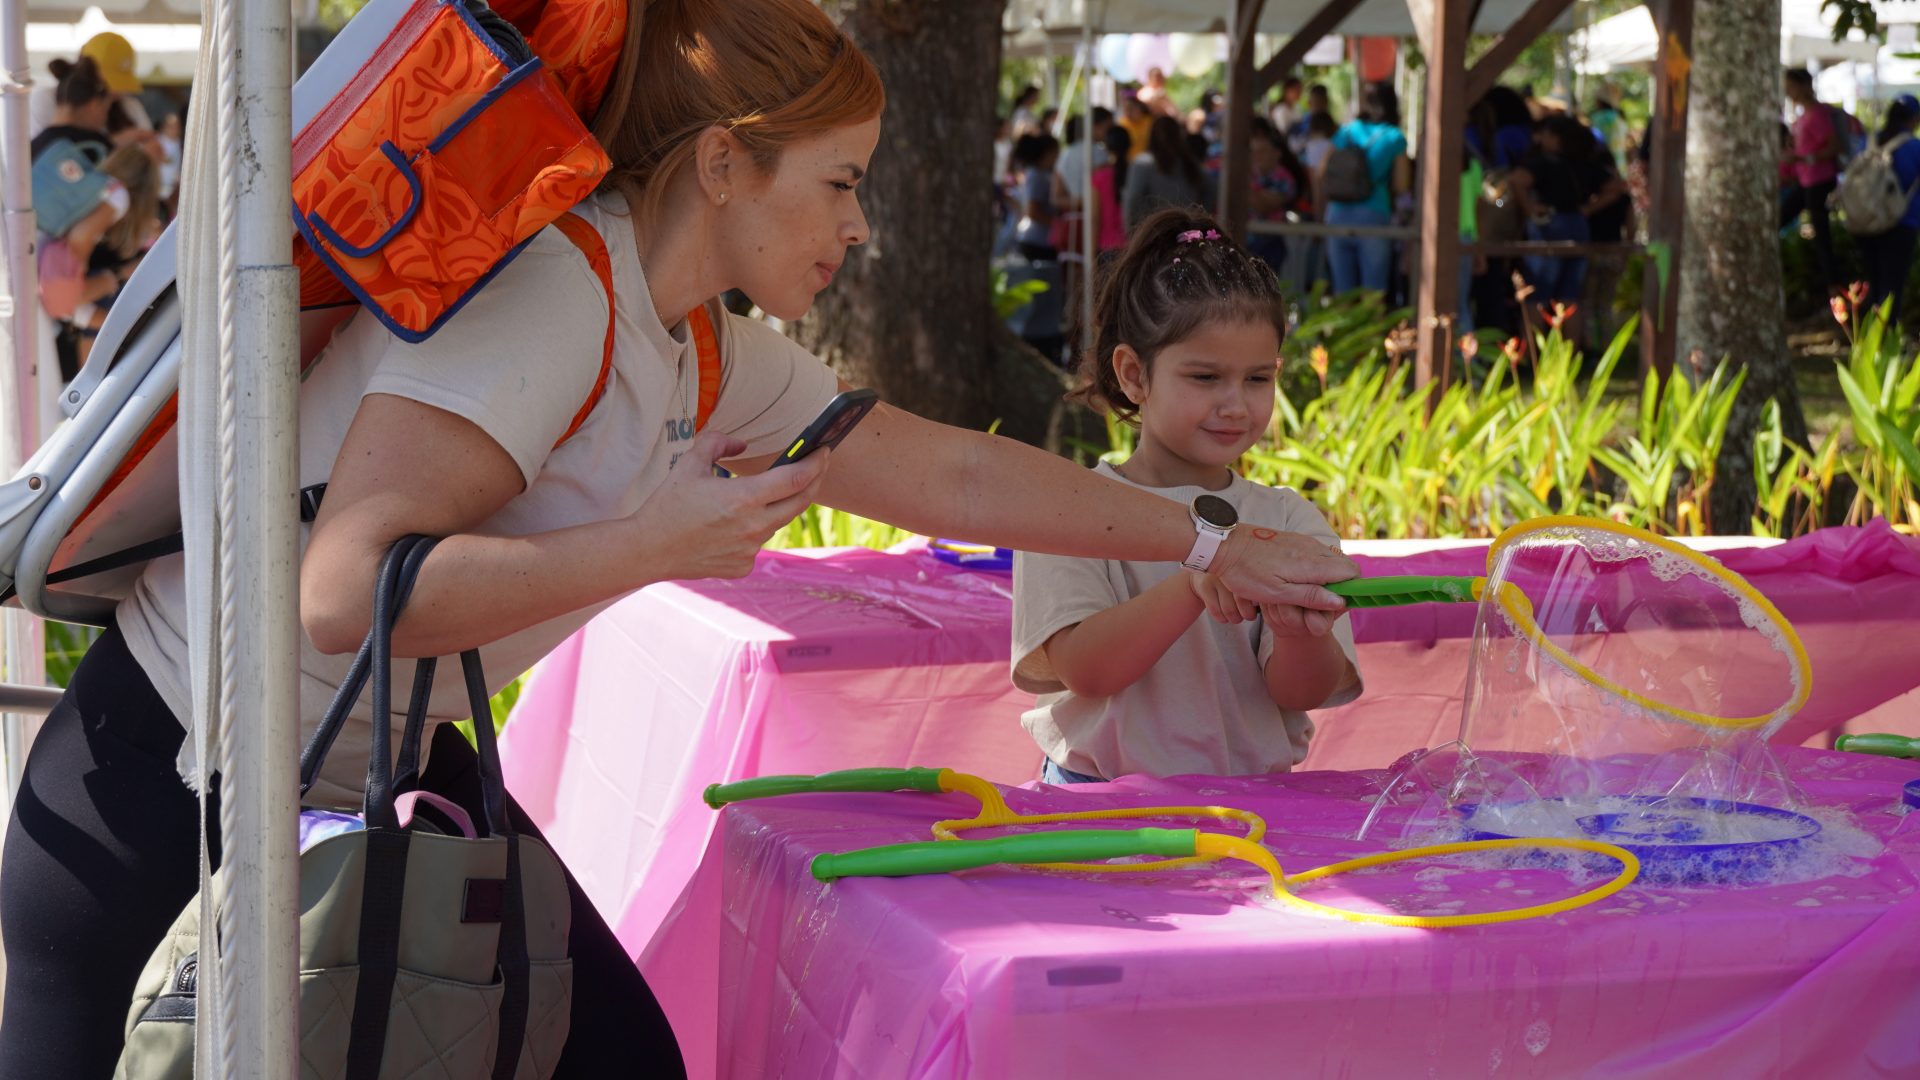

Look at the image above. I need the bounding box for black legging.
[1780,179,1838,291]
[0,625,685,1078]
[1858,223,1918,326]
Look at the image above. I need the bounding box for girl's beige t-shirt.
[117,192,839,807]
[1011,463,1362,780]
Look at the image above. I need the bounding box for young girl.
[1012,208,1362,784]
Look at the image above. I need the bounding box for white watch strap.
[1182,526,1226,572]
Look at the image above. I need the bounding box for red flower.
[1541,302,1578,331]
[1501,337,1525,363]
[1458,334,1480,361]
[1831,294,1850,326]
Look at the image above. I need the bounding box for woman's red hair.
[592,0,885,222]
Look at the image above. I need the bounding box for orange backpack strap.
[686,303,722,432]
[548,213,724,445]
[549,212,616,448]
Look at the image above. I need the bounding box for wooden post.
[1463,0,1579,106]
[1642,0,1691,382]
[1220,0,1269,241]
[1254,0,1367,97]
[1414,0,1471,389]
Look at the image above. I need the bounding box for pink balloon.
[1127,34,1175,83]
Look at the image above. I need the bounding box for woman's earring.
[717,192,729,204]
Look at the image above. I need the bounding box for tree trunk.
[797,0,1006,432]
[1676,0,1809,532]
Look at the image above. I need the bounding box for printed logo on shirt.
[665,416,696,468]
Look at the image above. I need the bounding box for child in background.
[1012,208,1362,784]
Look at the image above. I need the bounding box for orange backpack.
[0,0,720,621]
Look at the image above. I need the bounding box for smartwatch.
[1182,494,1238,571]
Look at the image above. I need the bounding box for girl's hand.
[623,430,830,582]
[1190,570,1257,624]
[1209,527,1355,612]
[1258,601,1341,639]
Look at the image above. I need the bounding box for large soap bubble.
[1359,517,1842,886]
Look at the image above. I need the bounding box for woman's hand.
[1189,569,1257,624]
[1208,528,1355,612]
[622,430,831,581]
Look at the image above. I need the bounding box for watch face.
[1194,494,1238,529]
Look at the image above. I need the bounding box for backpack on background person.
[1837,132,1918,237]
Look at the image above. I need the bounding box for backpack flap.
[291,0,609,342]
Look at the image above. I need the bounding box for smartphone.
[769,388,879,468]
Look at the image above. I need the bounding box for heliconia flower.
[1542,302,1578,330]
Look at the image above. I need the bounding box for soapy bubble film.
[1357,523,1862,886]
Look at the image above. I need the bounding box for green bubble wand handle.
[1835,734,1920,760]
[811,828,1200,882]
[1326,575,1484,607]
[704,767,949,809]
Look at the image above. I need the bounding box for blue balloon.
[1097,34,1133,82]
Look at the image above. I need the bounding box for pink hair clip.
[1177,229,1222,243]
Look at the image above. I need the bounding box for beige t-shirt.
[117,192,839,807]
[1011,463,1362,780]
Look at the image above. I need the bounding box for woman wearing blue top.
[1859,95,1920,325]
[1318,82,1410,295]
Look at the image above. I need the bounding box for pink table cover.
[646,748,1920,1079]
[499,525,1920,977]
[498,545,1044,960]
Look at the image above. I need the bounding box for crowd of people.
[23,33,180,438]
[995,69,1648,360]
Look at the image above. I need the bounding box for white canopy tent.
[1571,0,1879,75]
[26,6,201,84]
[1008,0,1572,40]
[1816,23,1920,108]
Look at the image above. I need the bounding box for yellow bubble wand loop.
[1330,516,1814,733]
[706,768,1640,928]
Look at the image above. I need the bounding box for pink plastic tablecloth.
[645,748,1920,1080]
[498,525,1920,971]
[498,545,1044,961]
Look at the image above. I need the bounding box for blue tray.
[928,539,1012,572]
[1457,796,1822,886]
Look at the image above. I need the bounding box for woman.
[1123,115,1216,231]
[1319,81,1410,296]
[1511,115,1617,317]
[29,56,112,162]
[1856,95,1920,325]
[0,2,1356,1077]
[29,57,134,431]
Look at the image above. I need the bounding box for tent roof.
[25,7,200,83]
[1007,0,1571,42]
[23,0,197,24]
[1572,0,1880,74]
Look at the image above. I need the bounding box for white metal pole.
[0,0,47,821]
[1082,28,1096,364]
[201,0,301,1068]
